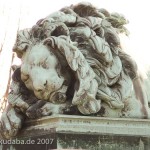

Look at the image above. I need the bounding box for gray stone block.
[0,115,150,150]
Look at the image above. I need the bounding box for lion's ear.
[13,29,31,58]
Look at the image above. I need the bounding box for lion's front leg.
[0,104,24,139]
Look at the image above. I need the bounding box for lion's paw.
[75,93,101,115]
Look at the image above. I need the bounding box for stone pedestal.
[1,115,150,150]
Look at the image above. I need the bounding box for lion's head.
[22,43,67,100]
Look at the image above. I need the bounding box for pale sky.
[1,0,150,68]
[0,0,150,110]
[0,0,150,103]
[16,0,150,67]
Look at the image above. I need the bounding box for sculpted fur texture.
[0,2,150,139]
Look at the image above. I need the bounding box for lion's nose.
[33,80,47,92]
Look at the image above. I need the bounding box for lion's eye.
[41,63,49,69]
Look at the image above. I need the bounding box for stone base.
[1,115,150,150]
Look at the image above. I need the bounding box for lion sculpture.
[0,2,150,139]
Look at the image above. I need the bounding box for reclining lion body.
[1,2,150,139]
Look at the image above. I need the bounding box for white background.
[1,0,150,67]
[0,0,150,106]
